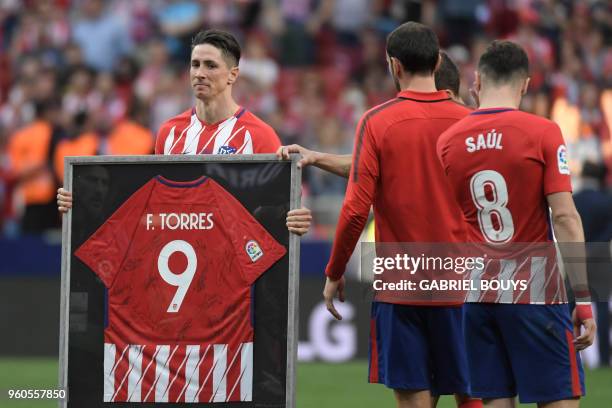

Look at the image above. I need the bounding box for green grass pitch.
[0,358,610,407]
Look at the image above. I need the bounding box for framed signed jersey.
[59,155,301,408]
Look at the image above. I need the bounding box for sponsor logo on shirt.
[218,145,237,154]
[557,145,570,175]
[245,240,263,262]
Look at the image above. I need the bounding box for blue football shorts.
[464,303,585,403]
[368,302,470,396]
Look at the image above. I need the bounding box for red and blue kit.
[327,90,472,395]
[438,107,584,403]
[327,91,470,277]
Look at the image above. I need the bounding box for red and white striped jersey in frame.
[155,107,281,155]
[103,342,252,403]
[74,176,287,402]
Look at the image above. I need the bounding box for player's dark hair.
[386,22,439,75]
[191,29,241,67]
[435,52,460,95]
[478,40,529,84]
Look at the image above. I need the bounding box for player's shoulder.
[442,109,561,148]
[476,109,559,132]
[238,109,279,138]
[365,97,406,118]
[235,108,281,152]
[439,107,477,139]
[239,109,275,131]
[494,110,561,143]
[155,108,193,154]
[444,99,473,117]
[356,97,408,130]
[454,108,557,132]
[504,109,557,129]
[361,94,471,126]
[430,100,473,128]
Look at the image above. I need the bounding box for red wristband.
[575,304,593,321]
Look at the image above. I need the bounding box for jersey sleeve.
[325,115,379,280]
[74,179,156,288]
[436,129,452,175]
[541,123,572,195]
[210,180,287,285]
[154,121,173,155]
[252,124,281,153]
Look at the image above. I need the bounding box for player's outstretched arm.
[286,207,312,236]
[547,191,596,350]
[276,144,352,178]
[57,187,73,213]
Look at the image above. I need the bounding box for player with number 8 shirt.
[437,40,596,407]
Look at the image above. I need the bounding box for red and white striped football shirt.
[154,107,281,155]
[75,176,287,402]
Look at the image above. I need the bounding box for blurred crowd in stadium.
[0,0,610,238]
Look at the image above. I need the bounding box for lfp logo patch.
[557,145,570,175]
[245,240,263,262]
[218,145,237,154]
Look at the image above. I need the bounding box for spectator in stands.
[62,66,96,118]
[235,32,280,118]
[157,0,204,63]
[89,72,127,127]
[0,123,16,233]
[268,0,318,66]
[574,161,612,367]
[72,0,133,72]
[149,67,190,134]
[105,101,154,156]
[8,98,63,233]
[52,110,98,184]
[134,38,171,103]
